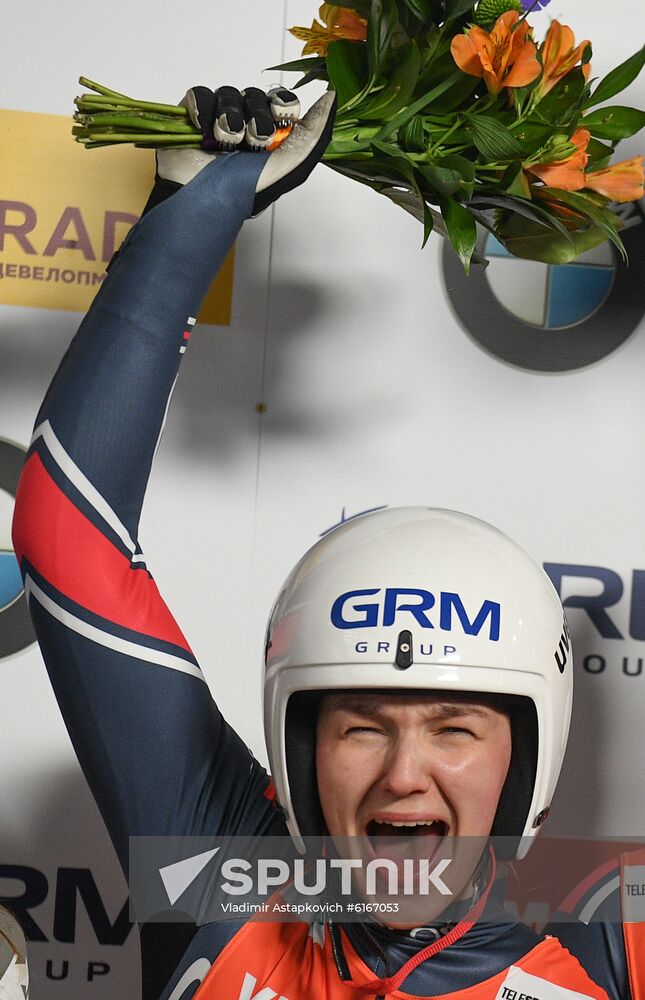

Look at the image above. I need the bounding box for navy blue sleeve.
[12,152,288,876]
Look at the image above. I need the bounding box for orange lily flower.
[525,128,590,191]
[289,4,367,56]
[535,20,591,97]
[584,157,645,202]
[450,11,541,96]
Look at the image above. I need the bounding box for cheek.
[316,735,381,830]
[433,735,512,820]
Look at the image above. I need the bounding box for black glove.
[183,84,301,151]
[142,85,336,217]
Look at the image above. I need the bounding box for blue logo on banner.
[483,233,615,329]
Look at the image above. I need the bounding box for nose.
[381,737,434,798]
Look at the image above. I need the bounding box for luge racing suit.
[11,150,623,1000]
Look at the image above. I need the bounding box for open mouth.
[365,819,448,858]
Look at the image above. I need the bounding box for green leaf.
[532,68,588,124]
[378,71,463,139]
[367,0,399,80]
[542,188,626,260]
[293,68,331,89]
[399,114,426,151]
[361,41,421,119]
[265,57,327,74]
[325,135,373,156]
[418,154,475,198]
[329,156,409,184]
[419,162,465,196]
[469,193,573,238]
[442,154,476,198]
[326,40,368,107]
[421,196,434,247]
[377,185,489,263]
[369,140,418,184]
[510,121,553,156]
[431,72,479,112]
[444,0,477,21]
[586,46,645,109]
[495,215,616,264]
[406,165,437,249]
[415,47,480,110]
[440,196,477,272]
[415,46,456,90]
[501,162,532,198]
[585,137,614,168]
[582,106,645,141]
[367,0,382,79]
[371,138,415,165]
[402,0,432,20]
[465,114,525,161]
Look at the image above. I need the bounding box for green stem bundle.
[74,78,199,147]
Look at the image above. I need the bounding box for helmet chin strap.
[328,844,497,995]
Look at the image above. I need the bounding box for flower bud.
[473,0,523,28]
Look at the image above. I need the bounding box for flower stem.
[76,86,188,117]
[78,77,131,99]
[79,112,197,135]
[427,118,462,155]
[75,132,199,144]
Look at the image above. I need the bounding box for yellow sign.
[0,108,234,324]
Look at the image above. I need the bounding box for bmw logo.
[443,200,645,372]
[0,438,34,658]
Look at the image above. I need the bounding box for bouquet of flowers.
[280,1,644,268]
[73,0,645,270]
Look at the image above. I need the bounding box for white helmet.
[263,507,572,859]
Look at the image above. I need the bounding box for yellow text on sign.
[0,108,234,325]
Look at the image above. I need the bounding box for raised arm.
[12,88,335,873]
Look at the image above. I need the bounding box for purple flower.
[521,0,552,10]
